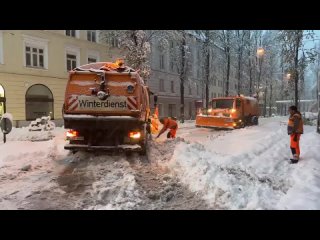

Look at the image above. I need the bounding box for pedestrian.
[287,105,304,164]
[156,117,178,139]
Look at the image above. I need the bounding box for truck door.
[235,98,242,118]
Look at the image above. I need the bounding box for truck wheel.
[139,128,149,156]
[146,123,151,134]
[252,116,258,125]
[125,151,132,157]
[139,136,148,156]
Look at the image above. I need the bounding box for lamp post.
[257,47,265,115]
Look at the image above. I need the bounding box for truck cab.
[196,95,259,129]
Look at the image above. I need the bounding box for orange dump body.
[62,61,151,154]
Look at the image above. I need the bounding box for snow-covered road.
[0,116,319,209]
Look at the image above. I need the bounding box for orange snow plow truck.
[195,95,260,129]
[62,59,152,155]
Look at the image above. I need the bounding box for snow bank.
[303,112,318,120]
[167,117,320,209]
[2,127,55,142]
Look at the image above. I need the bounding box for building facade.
[0,30,120,127]
[0,30,257,126]
[148,33,243,120]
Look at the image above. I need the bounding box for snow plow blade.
[64,144,142,152]
[195,115,235,129]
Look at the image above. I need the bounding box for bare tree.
[218,30,233,96]
[103,30,165,81]
[278,30,316,107]
[234,30,248,95]
[199,30,217,110]
[165,30,191,123]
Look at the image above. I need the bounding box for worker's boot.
[290,154,299,164]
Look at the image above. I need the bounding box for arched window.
[25,84,53,120]
[0,84,5,117]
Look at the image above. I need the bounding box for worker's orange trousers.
[290,133,301,157]
[167,128,177,138]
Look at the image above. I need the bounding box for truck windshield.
[211,99,234,109]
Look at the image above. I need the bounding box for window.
[160,54,165,70]
[159,79,165,92]
[211,92,213,98]
[65,45,80,71]
[196,84,199,96]
[214,93,217,98]
[170,58,174,72]
[0,84,5,117]
[88,57,97,63]
[214,79,217,86]
[171,81,175,93]
[111,37,119,48]
[66,30,76,37]
[0,31,3,64]
[87,30,97,42]
[87,50,100,64]
[25,46,44,68]
[169,41,174,72]
[23,35,48,69]
[25,84,53,120]
[170,41,174,49]
[67,54,77,71]
[189,84,192,95]
[158,103,164,117]
[188,102,192,119]
[168,104,176,117]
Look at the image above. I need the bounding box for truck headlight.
[129,131,141,139]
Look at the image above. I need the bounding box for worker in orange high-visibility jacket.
[156,117,178,139]
[287,105,304,164]
[150,106,160,134]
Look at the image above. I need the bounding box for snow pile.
[303,112,318,120]
[86,160,143,210]
[167,117,320,209]
[28,116,55,132]
[0,127,67,174]
[303,112,318,126]
[3,127,56,142]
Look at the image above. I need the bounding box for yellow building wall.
[0,72,66,120]
[0,30,122,122]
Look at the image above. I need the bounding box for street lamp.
[257,47,265,58]
[286,73,291,80]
